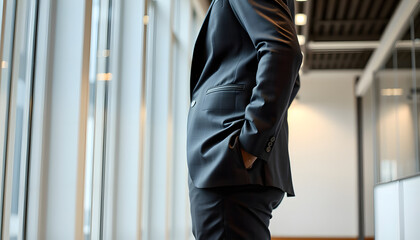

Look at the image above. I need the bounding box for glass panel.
[376,49,416,182]
[83,0,99,237]
[84,0,114,238]
[412,4,420,175]
[375,4,420,183]
[0,0,16,235]
[4,0,38,239]
[0,0,4,40]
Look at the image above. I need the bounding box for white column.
[111,0,144,238]
[169,0,193,238]
[35,0,88,239]
[141,0,172,239]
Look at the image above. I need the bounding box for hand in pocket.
[240,147,257,169]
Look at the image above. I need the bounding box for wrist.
[240,147,257,169]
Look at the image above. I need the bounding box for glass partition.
[0,0,38,239]
[413,6,420,178]
[84,0,115,238]
[0,0,16,236]
[374,5,420,183]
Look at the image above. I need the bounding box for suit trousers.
[188,175,285,240]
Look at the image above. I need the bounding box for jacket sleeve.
[289,74,301,107]
[228,0,303,161]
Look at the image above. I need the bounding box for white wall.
[374,181,401,240]
[374,175,420,240]
[270,71,360,237]
[402,176,420,239]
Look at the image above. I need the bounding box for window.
[374,6,420,183]
[0,0,38,239]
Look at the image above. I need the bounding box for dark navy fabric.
[187,0,302,197]
[188,176,285,240]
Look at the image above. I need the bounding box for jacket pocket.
[206,84,245,94]
[203,84,248,111]
[228,132,247,169]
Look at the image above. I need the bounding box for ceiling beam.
[355,0,419,96]
[311,35,382,41]
[316,19,388,26]
[307,40,420,51]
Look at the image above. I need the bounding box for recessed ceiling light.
[381,88,404,96]
[295,13,307,26]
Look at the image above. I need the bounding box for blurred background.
[0,0,419,239]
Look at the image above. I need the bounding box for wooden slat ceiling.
[306,51,373,69]
[205,0,417,70]
[296,0,401,70]
[302,0,400,41]
[384,49,420,69]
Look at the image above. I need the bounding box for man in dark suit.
[187,0,302,239]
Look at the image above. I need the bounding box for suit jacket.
[187,0,302,196]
